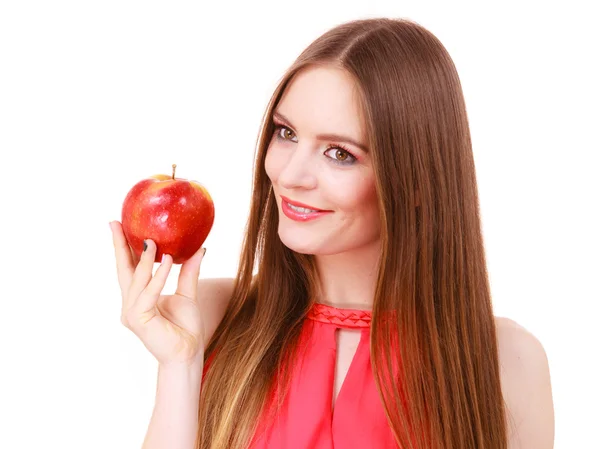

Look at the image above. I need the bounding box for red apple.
[121,164,215,264]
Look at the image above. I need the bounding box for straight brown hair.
[196,17,508,449]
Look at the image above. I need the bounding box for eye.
[274,125,297,142]
[324,145,357,165]
[273,123,357,165]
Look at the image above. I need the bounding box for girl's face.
[265,66,381,255]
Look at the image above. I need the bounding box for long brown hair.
[197,17,507,449]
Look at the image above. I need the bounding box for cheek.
[357,183,380,232]
[332,176,377,212]
[359,187,379,223]
[344,181,379,230]
[264,145,281,183]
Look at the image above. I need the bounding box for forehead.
[275,66,366,142]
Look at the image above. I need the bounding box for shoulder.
[197,277,236,346]
[197,277,236,300]
[494,316,555,449]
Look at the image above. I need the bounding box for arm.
[198,277,236,348]
[141,277,235,449]
[496,317,555,449]
[142,360,204,449]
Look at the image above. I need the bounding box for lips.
[279,195,333,222]
[280,195,328,212]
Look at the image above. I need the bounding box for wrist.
[158,353,205,376]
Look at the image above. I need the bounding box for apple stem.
[172,164,177,180]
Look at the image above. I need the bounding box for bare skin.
[110,220,234,366]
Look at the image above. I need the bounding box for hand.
[110,221,207,366]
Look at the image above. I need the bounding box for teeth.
[288,202,318,213]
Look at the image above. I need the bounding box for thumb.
[175,246,206,300]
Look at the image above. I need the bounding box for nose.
[277,144,318,191]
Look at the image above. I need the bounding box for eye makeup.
[272,120,359,166]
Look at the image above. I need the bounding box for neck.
[313,239,381,310]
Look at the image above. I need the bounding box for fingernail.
[161,253,166,263]
[203,248,207,256]
[143,240,148,252]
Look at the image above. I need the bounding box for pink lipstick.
[280,195,332,222]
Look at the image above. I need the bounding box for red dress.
[248,303,399,448]
[204,303,400,448]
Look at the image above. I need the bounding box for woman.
[110,17,554,449]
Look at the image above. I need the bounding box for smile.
[281,199,332,222]
[287,202,318,213]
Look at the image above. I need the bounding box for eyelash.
[272,123,358,166]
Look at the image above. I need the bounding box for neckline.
[307,302,372,329]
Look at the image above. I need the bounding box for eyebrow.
[272,110,369,153]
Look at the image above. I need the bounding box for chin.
[279,236,314,255]
[278,233,344,256]
[276,228,318,255]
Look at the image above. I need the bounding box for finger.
[176,246,206,300]
[130,245,141,267]
[110,221,134,298]
[133,253,173,316]
[127,238,158,311]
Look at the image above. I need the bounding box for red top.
[204,303,400,448]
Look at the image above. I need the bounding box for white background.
[1,1,598,448]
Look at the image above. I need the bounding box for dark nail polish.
[203,248,207,256]
[143,240,148,252]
